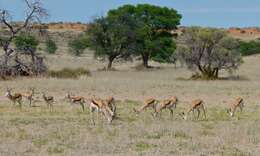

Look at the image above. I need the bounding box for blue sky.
[1,0,260,28]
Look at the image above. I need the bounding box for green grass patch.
[208,107,230,121]
[17,128,30,140]
[145,129,170,139]
[146,133,162,139]
[200,122,215,130]
[9,118,36,125]
[47,146,64,154]
[220,147,252,156]
[32,137,48,148]
[199,129,215,136]
[133,141,157,152]
[173,130,191,139]
[0,131,15,139]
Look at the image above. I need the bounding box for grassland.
[0,51,260,155]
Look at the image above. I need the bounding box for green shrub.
[68,37,88,56]
[45,39,57,54]
[47,68,91,79]
[239,40,260,56]
[14,35,39,53]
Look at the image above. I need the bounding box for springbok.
[133,98,158,114]
[21,88,35,106]
[105,96,116,117]
[42,92,54,111]
[227,97,244,117]
[66,93,85,112]
[89,97,114,124]
[154,96,178,117]
[180,99,206,120]
[5,88,23,108]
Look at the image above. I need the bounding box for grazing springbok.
[89,97,114,124]
[180,99,206,120]
[42,92,54,111]
[5,88,23,108]
[21,88,35,106]
[154,96,178,117]
[66,92,85,112]
[227,97,244,117]
[133,98,158,114]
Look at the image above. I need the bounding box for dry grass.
[0,100,259,156]
[0,52,260,155]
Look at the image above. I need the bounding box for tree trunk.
[199,67,219,80]
[213,68,219,79]
[107,60,113,70]
[2,47,10,76]
[107,56,116,70]
[3,45,9,67]
[142,54,149,68]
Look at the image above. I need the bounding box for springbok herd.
[4,88,245,124]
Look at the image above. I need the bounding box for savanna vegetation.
[0,1,260,156]
[73,4,181,70]
[45,39,57,54]
[239,40,260,56]
[176,27,242,80]
[0,0,48,78]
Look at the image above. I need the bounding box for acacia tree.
[108,4,181,68]
[175,27,242,79]
[86,16,133,69]
[68,35,88,56]
[0,0,48,77]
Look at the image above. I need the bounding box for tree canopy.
[86,16,133,69]
[108,4,182,68]
[14,35,39,54]
[175,27,242,79]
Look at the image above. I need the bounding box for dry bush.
[46,68,91,79]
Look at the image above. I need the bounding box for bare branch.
[0,10,15,34]
[15,0,49,34]
[24,0,32,9]
[0,0,49,77]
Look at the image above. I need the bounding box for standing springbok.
[154,96,178,117]
[5,88,23,108]
[133,98,158,114]
[21,88,35,106]
[180,99,206,120]
[227,97,244,117]
[42,92,54,111]
[66,92,85,112]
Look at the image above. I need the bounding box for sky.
[0,0,260,28]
